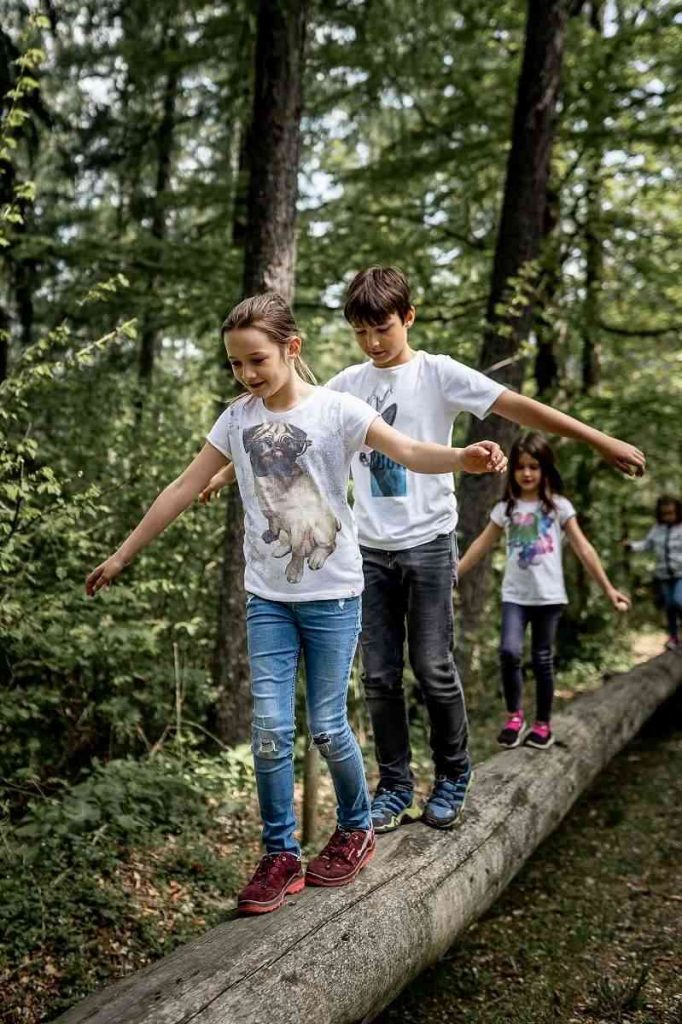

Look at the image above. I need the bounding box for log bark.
[56,650,682,1024]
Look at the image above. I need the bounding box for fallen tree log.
[56,650,682,1024]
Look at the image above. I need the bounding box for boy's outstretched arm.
[457,522,504,577]
[564,518,631,612]
[491,391,646,477]
[366,418,508,476]
[86,444,229,596]
[199,462,236,503]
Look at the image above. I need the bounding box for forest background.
[0,0,680,1020]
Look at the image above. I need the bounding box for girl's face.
[514,452,542,496]
[659,503,678,525]
[226,327,299,399]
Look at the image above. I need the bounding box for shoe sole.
[374,805,423,835]
[525,734,555,750]
[304,842,376,888]
[498,724,528,749]
[422,772,474,831]
[237,874,305,915]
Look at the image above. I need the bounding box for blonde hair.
[221,293,316,384]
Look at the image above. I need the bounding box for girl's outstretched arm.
[86,444,229,596]
[564,517,631,612]
[458,521,504,577]
[199,462,236,504]
[491,391,646,477]
[365,419,508,476]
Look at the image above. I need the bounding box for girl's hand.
[459,441,507,475]
[199,465,235,504]
[85,555,126,596]
[597,438,646,477]
[608,588,631,613]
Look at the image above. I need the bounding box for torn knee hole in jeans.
[312,732,332,756]
[253,726,279,758]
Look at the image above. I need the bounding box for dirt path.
[376,688,682,1024]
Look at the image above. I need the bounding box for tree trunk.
[581,1,605,395]
[138,37,180,386]
[457,0,573,672]
[57,652,682,1024]
[212,0,308,745]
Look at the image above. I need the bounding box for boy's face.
[351,308,416,368]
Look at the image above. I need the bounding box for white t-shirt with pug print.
[207,388,379,603]
[327,351,506,551]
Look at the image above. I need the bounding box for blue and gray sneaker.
[422,767,473,830]
[371,788,422,834]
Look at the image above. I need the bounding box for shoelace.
[530,722,550,738]
[250,853,292,889]
[318,829,356,864]
[429,774,469,809]
[504,713,524,730]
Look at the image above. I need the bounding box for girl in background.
[458,432,630,750]
[626,496,682,650]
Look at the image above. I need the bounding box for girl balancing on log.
[458,432,631,751]
[85,292,507,915]
[625,495,682,651]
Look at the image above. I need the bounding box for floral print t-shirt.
[490,496,576,606]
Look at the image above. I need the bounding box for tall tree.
[456,0,576,660]
[212,0,309,744]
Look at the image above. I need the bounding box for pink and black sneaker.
[664,636,680,651]
[237,852,304,915]
[525,720,555,750]
[305,827,375,888]
[497,710,526,749]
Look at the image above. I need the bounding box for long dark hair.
[504,432,564,517]
[655,495,682,524]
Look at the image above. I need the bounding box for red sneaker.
[305,827,376,888]
[237,852,304,915]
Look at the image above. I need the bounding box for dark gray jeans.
[499,601,563,722]
[360,532,470,790]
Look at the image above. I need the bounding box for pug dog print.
[242,423,341,584]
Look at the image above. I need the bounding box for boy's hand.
[596,437,646,477]
[199,466,234,504]
[85,555,126,596]
[459,441,507,475]
[608,588,631,613]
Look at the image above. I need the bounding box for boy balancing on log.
[202,267,645,834]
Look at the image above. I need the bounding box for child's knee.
[310,726,352,761]
[251,722,294,761]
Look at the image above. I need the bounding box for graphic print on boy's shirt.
[507,507,555,569]
[207,389,378,602]
[242,421,341,584]
[358,384,406,497]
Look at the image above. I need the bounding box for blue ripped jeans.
[246,594,371,856]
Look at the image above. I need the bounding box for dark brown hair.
[504,432,564,517]
[655,495,682,524]
[343,266,412,326]
[221,292,316,384]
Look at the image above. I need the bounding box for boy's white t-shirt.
[206,388,379,602]
[326,351,505,551]
[490,496,577,606]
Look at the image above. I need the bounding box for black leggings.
[499,602,563,722]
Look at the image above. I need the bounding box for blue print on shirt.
[359,389,407,497]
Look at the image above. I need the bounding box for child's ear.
[287,336,302,359]
[404,305,416,328]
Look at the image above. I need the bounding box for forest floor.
[1,631,678,1023]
